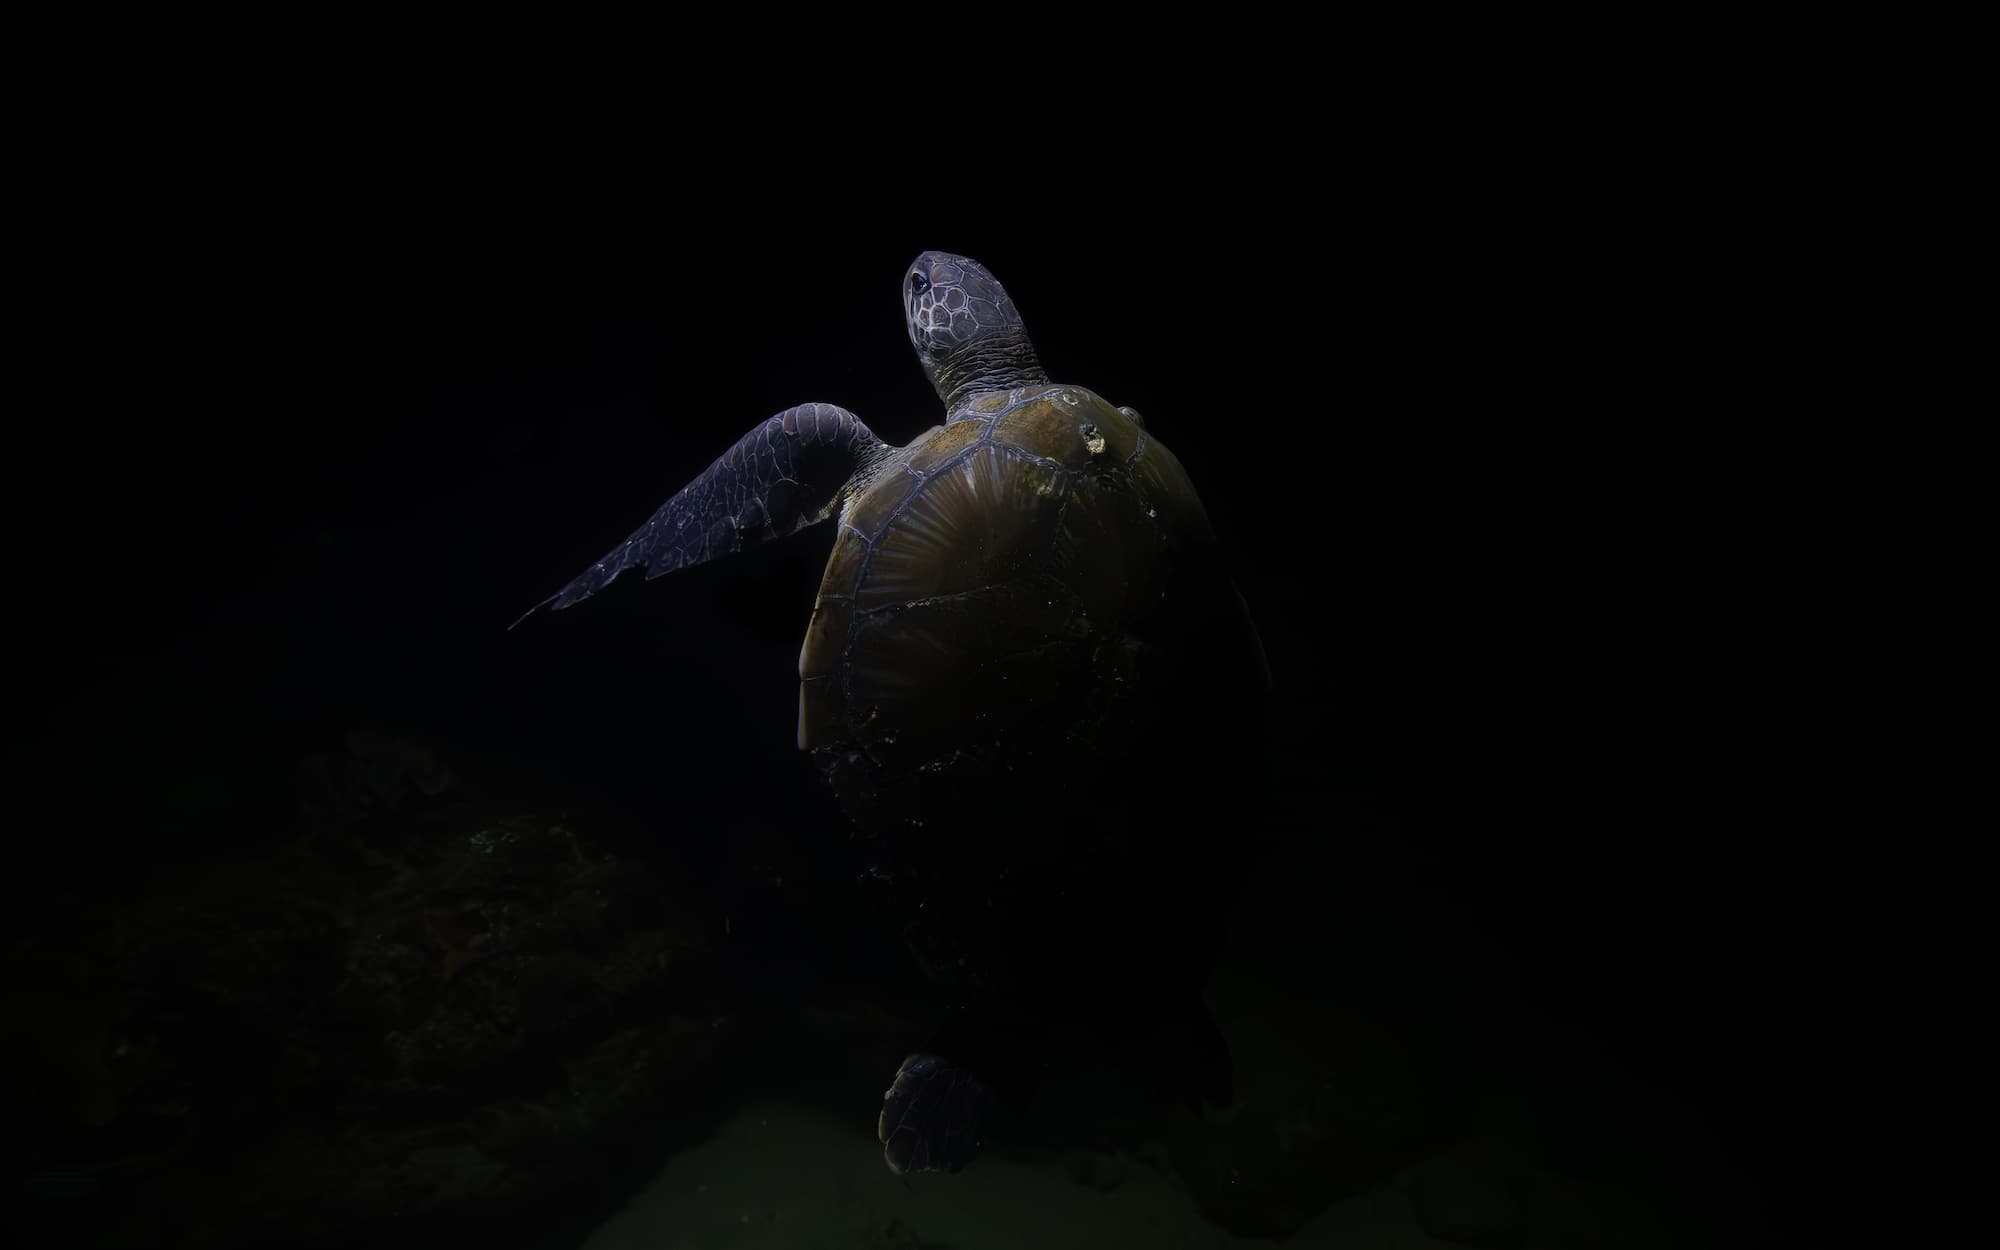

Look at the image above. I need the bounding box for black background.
[6,155,1894,1243]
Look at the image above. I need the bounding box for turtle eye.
[910,270,930,296]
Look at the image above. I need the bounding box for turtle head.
[905,252,1050,414]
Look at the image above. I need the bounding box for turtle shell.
[797,384,1229,833]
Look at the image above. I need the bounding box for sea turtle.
[518,251,1268,1173]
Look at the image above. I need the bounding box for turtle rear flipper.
[876,999,1047,1174]
[877,1052,994,1175]
[1157,996,1234,1114]
[512,403,890,627]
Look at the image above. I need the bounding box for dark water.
[4,209,1894,1247]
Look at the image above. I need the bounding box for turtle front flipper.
[512,403,891,627]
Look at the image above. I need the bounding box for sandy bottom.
[580,1096,1465,1250]
[579,784,1700,1250]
